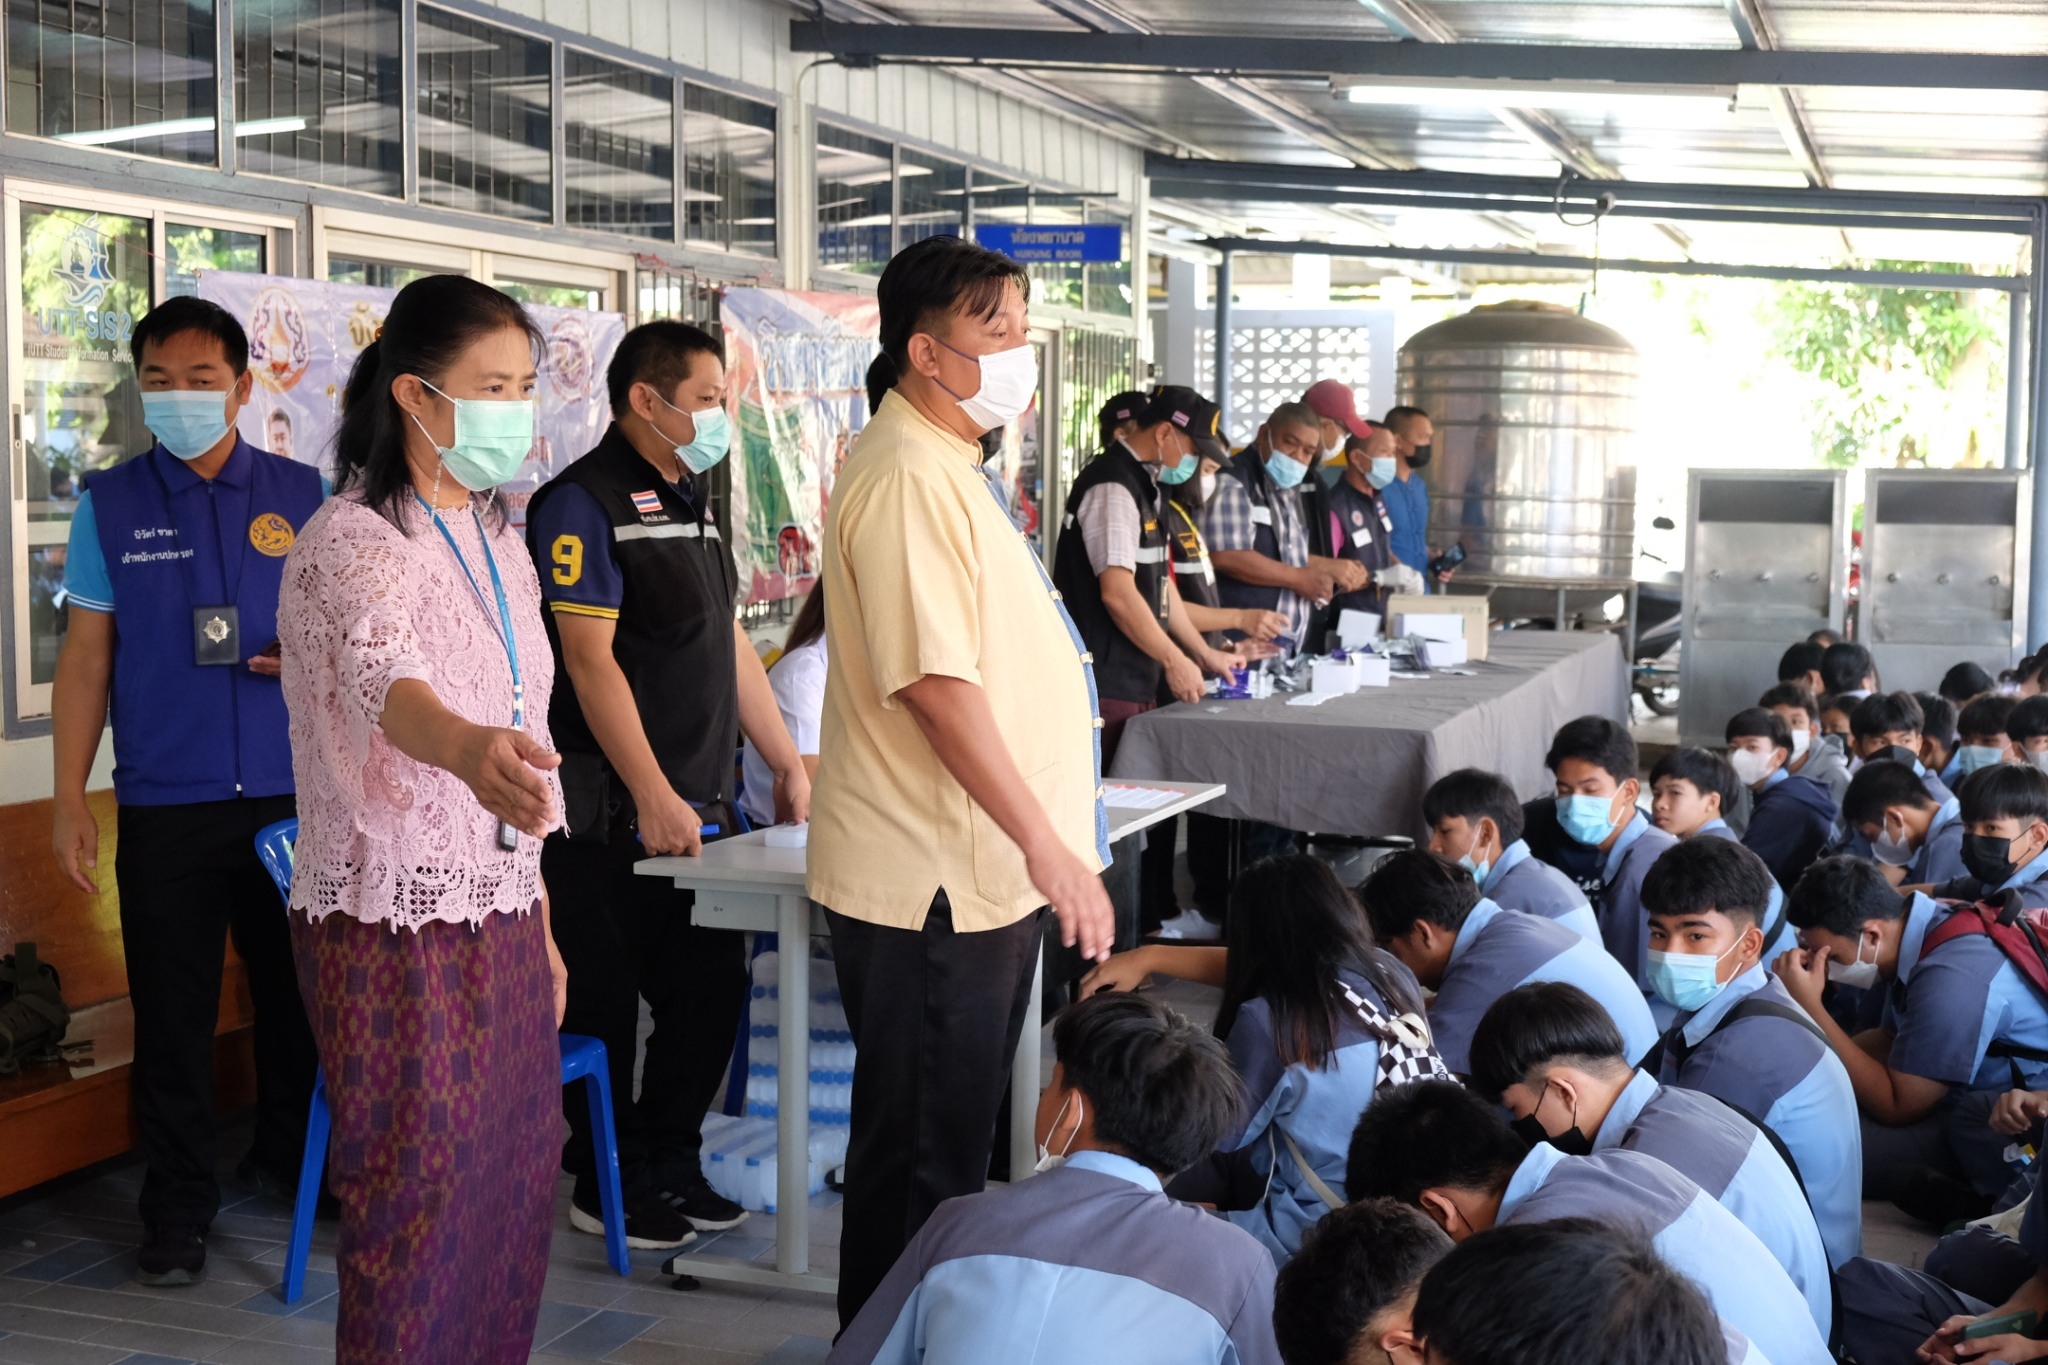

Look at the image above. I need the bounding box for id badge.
[193,605,240,666]
[496,820,520,852]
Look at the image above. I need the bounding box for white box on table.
[1353,654,1391,687]
[1311,657,1361,694]
[1395,612,1469,643]
[1417,637,1470,667]
[1386,592,1491,660]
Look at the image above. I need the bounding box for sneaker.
[136,1224,206,1286]
[1888,1167,1993,1229]
[569,1178,695,1250]
[1154,908,1223,941]
[656,1174,749,1233]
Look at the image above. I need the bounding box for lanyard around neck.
[414,495,523,727]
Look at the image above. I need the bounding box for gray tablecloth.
[1108,630,1629,839]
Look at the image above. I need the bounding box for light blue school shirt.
[1500,1144,1832,1365]
[1594,1069,1834,1335]
[1429,898,1658,1075]
[1658,963,1862,1267]
[1885,891,2048,1092]
[1591,811,1681,992]
[1484,839,1601,944]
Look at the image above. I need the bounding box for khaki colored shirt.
[808,389,1106,931]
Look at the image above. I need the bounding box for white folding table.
[634,779,1225,1294]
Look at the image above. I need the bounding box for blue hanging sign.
[974,224,1124,264]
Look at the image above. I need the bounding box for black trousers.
[825,894,1045,1330]
[114,794,317,1229]
[543,825,748,1190]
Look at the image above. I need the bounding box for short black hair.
[1942,661,1997,704]
[1649,747,1739,818]
[864,352,898,417]
[1786,855,1908,936]
[1356,850,1481,942]
[1466,982,1629,1103]
[2024,656,2048,686]
[1818,693,1856,720]
[1725,706,1792,756]
[1273,1200,1452,1365]
[131,295,249,375]
[1851,691,1925,742]
[1958,762,2048,827]
[1758,682,1820,726]
[1097,389,1151,450]
[1822,641,1875,695]
[876,233,1029,370]
[2011,696,2048,745]
[606,319,724,415]
[1920,694,1960,750]
[1050,991,1241,1176]
[1545,715,1638,783]
[1809,628,1844,647]
[1382,404,1430,434]
[1411,1219,1728,1365]
[1422,769,1525,845]
[1639,834,1773,931]
[1959,694,2019,742]
[1778,640,1825,683]
[1346,1080,1526,1206]
[1841,759,1939,827]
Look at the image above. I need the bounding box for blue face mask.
[1559,791,1623,847]
[1646,944,1738,1013]
[659,395,732,474]
[1956,744,2007,775]
[1154,434,1199,485]
[1367,456,1397,489]
[1457,852,1492,885]
[142,389,234,461]
[1265,452,1309,491]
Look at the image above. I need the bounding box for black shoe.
[136,1224,207,1286]
[1889,1166,1994,1229]
[570,1177,695,1250]
[238,1153,340,1221]
[655,1173,749,1233]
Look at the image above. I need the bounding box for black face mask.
[1508,1084,1594,1156]
[1405,443,1433,469]
[1962,831,2022,886]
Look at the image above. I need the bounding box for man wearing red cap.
[1301,378,1372,464]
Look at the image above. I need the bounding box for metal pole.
[2029,213,2048,650]
[1215,250,1234,438]
[2010,286,2031,471]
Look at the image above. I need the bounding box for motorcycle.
[1632,517,1682,717]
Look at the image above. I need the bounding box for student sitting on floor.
[2010,694,2048,772]
[1850,692,1952,797]
[1357,850,1656,1078]
[1546,715,1680,1003]
[1081,855,1447,1263]
[1650,747,1742,841]
[1778,640,1827,700]
[1842,757,1966,890]
[1921,692,1960,779]
[1408,1220,1746,1365]
[1762,682,1853,806]
[1932,762,2048,903]
[1727,706,1839,892]
[1949,693,2022,783]
[1822,641,1877,700]
[1466,982,1833,1330]
[1271,1199,1451,1365]
[1422,768,1599,944]
[1818,693,1856,748]
[1346,1081,1832,1365]
[1775,854,2048,1226]
[1636,836,1862,1266]
[826,991,1282,1365]
[1943,660,1997,707]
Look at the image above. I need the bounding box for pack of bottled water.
[699,946,855,1213]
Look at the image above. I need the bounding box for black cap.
[1138,385,1230,462]
[1097,389,1152,447]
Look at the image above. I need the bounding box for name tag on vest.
[1250,506,1273,526]
[1351,525,1374,549]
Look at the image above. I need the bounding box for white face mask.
[1197,472,1218,504]
[1790,728,1812,762]
[1826,938,1881,990]
[2031,748,2048,774]
[1872,814,1916,867]
[1034,1093,1082,1173]
[935,337,1036,431]
[1729,747,1777,788]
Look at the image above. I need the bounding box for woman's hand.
[450,724,561,839]
[773,759,813,826]
[541,885,567,1028]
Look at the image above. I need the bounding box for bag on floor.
[0,941,72,1075]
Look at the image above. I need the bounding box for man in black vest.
[1052,387,1243,765]
[527,321,811,1249]
[1322,426,1425,630]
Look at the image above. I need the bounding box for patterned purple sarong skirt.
[290,904,558,1364]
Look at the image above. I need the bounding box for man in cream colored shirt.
[809,234,1113,1329]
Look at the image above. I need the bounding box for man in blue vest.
[49,296,323,1287]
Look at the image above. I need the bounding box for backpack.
[0,942,72,1075]
[1917,891,2048,1064]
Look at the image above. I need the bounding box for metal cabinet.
[1678,470,1849,747]
[1862,469,2029,692]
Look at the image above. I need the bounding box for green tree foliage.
[1769,262,2005,468]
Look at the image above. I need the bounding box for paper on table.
[1103,784,1182,809]
[1286,692,1338,706]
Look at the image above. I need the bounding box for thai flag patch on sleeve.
[630,490,663,516]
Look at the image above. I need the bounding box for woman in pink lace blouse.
[278,276,568,1364]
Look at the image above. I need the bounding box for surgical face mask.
[1265,451,1309,491]
[1789,728,1812,762]
[1367,455,1397,489]
[1508,1081,1593,1157]
[411,379,535,491]
[1196,472,1218,504]
[656,393,731,474]
[1825,938,1881,991]
[2030,748,2048,774]
[1155,434,1198,485]
[1648,943,1739,1013]
[142,389,234,461]
[1406,443,1433,469]
[1456,852,1492,886]
[935,336,1036,430]
[1559,791,1624,847]
[1728,747,1776,788]
[1034,1093,1082,1173]
[1872,814,1916,868]
[1962,831,2030,887]
[1956,745,2007,776]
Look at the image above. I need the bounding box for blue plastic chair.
[255,819,632,1301]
